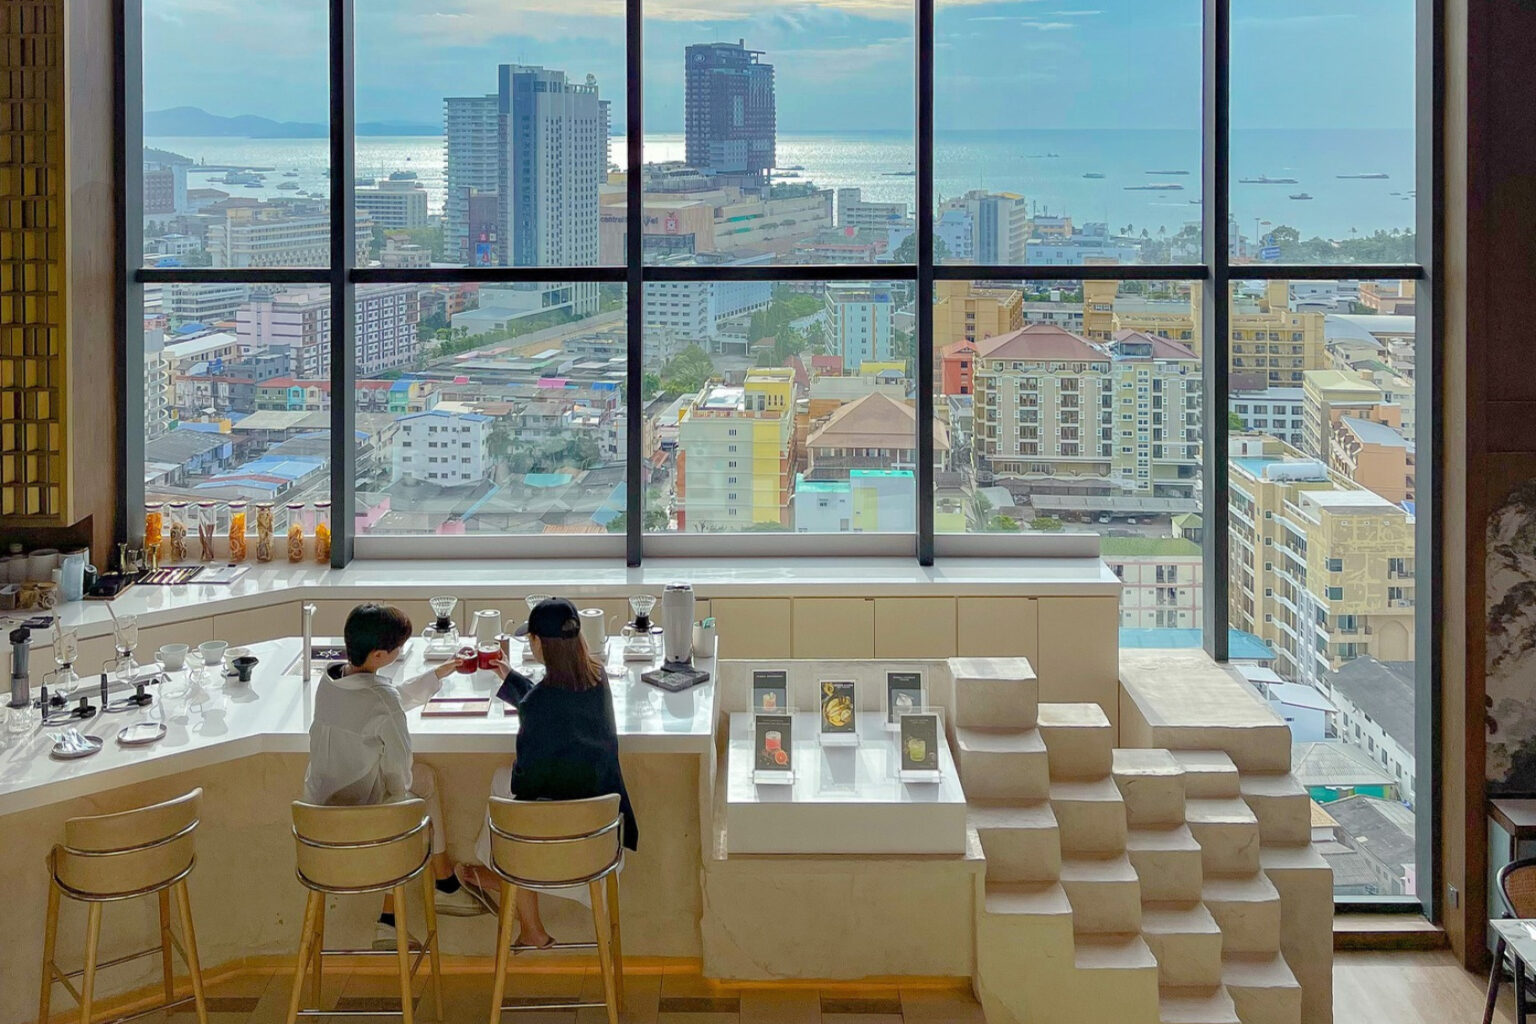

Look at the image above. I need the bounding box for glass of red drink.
[477,643,501,671]
[456,646,478,674]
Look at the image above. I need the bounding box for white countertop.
[20,556,1118,642]
[0,635,718,817]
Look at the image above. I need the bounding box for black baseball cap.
[515,597,582,639]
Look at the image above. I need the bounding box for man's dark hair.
[344,603,413,667]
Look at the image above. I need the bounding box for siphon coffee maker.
[622,594,662,661]
[421,596,461,660]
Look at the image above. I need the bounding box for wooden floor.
[61,951,1517,1023]
[1336,949,1508,1023]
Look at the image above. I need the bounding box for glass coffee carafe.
[421,596,460,660]
[622,594,661,660]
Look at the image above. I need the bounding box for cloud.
[966,16,1075,28]
[1049,9,1103,15]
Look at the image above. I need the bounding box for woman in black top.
[475,598,637,949]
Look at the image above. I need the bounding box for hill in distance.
[145,106,438,138]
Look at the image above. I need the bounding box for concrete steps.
[1141,902,1225,988]
[1050,776,1129,854]
[1185,797,1262,876]
[951,657,1038,730]
[968,801,1059,883]
[1172,751,1241,799]
[1039,702,1114,779]
[1257,844,1333,1024]
[1060,853,1142,934]
[1221,953,1302,1024]
[954,726,1050,801]
[1158,986,1241,1024]
[1238,773,1311,845]
[1201,874,1283,956]
[1114,748,1187,827]
[1127,825,1206,903]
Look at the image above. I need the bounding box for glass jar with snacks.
[196,502,218,562]
[286,502,307,562]
[227,500,249,562]
[313,501,332,564]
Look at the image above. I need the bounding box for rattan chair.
[484,794,625,1024]
[1484,856,1536,1024]
[285,799,444,1024]
[38,788,209,1024]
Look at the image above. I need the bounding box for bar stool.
[38,787,208,1024]
[485,794,625,1024]
[285,799,444,1024]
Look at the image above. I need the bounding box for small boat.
[1125,183,1184,191]
[277,181,301,190]
[1189,199,1202,204]
[884,170,915,177]
[1239,175,1298,184]
[1082,172,1105,179]
[283,171,299,177]
[1336,172,1389,179]
[1146,170,1189,175]
[780,165,805,171]
[244,182,263,189]
[1288,193,1314,200]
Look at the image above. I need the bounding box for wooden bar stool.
[485,794,625,1024]
[38,787,209,1024]
[285,799,444,1024]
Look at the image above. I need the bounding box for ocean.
[147,127,1416,244]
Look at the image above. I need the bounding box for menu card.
[886,670,924,727]
[819,680,857,743]
[899,711,941,779]
[754,711,794,783]
[752,669,789,713]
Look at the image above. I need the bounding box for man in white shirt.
[304,603,483,945]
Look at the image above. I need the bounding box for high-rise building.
[392,410,492,487]
[498,65,609,314]
[206,204,372,269]
[825,284,894,367]
[354,172,429,230]
[971,324,1201,499]
[443,94,499,264]
[676,368,796,531]
[1228,436,1415,689]
[1301,369,1398,465]
[236,284,420,378]
[933,279,1023,352]
[837,188,909,232]
[939,190,1030,264]
[685,41,775,193]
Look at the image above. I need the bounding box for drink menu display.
[899,711,941,777]
[754,711,794,783]
[752,669,788,713]
[820,680,856,739]
[886,671,924,727]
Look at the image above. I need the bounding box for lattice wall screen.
[0,0,65,519]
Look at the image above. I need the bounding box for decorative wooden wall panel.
[0,0,66,520]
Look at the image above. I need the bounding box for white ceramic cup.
[156,644,189,671]
[197,641,229,668]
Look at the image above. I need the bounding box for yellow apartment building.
[677,368,797,531]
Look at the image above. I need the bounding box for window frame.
[117,0,1440,915]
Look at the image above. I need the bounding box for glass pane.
[141,1,331,269]
[356,282,626,535]
[935,0,1203,266]
[935,279,1205,636]
[143,284,332,515]
[1230,0,1417,264]
[356,1,625,269]
[1226,279,1418,899]
[638,5,914,265]
[646,281,915,533]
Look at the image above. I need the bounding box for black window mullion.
[916,0,936,566]
[626,0,644,567]
[118,0,145,551]
[329,0,356,568]
[1202,0,1231,661]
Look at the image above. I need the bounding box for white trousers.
[408,761,447,856]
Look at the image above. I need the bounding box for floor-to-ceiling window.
[124,0,1435,906]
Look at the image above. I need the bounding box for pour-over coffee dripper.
[628,593,657,632]
[421,596,461,659]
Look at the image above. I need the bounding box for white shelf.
[723,711,968,855]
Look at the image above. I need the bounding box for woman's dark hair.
[344,603,413,666]
[536,632,605,691]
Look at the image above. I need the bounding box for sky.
[142,0,1416,133]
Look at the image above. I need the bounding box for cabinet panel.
[710,598,792,660]
[1036,597,1119,728]
[874,598,957,659]
[956,597,1039,660]
[213,604,299,646]
[792,598,874,660]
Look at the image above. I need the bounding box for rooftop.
[977,323,1104,363]
[807,392,950,452]
[1338,416,1412,449]
[1291,741,1397,789]
[1099,537,1201,557]
[1117,629,1277,662]
[1326,794,1416,873]
[1326,656,1417,754]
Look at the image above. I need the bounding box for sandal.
[456,865,500,915]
